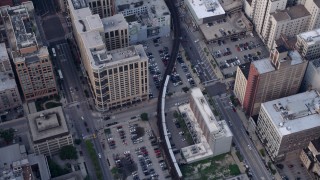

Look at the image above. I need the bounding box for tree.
[140,113,148,121]
[59,145,78,160]
[0,128,15,144]
[74,139,82,145]
[182,87,189,93]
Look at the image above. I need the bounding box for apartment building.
[304,0,320,30]
[234,45,308,116]
[102,14,129,51]
[115,0,171,44]
[233,62,250,106]
[300,138,320,177]
[296,28,320,60]
[87,0,114,18]
[256,90,320,161]
[301,59,320,92]
[68,0,149,111]
[28,106,74,156]
[251,0,287,38]
[266,5,310,49]
[0,2,57,101]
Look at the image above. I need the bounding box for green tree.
[140,113,149,121]
[47,158,70,178]
[59,145,78,160]
[74,139,82,145]
[0,128,15,144]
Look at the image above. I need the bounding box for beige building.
[102,14,129,51]
[267,5,310,49]
[68,0,149,111]
[233,62,250,106]
[0,2,57,101]
[256,90,320,161]
[304,0,320,30]
[234,46,308,116]
[87,0,114,18]
[28,106,73,156]
[296,28,320,61]
[300,138,320,177]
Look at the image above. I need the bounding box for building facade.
[300,138,320,177]
[87,0,114,18]
[256,90,320,161]
[27,106,74,156]
[233,62,250,106]
[296,28,320,61]
[235,46,308,116]
[301,59,320,92]
[304,0,320,30]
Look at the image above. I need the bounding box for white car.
[81,116,84,120]
[98,153,101,159]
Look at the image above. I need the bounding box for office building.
[179,88,233,163]
[0,2,57,101]
[0,144,50,180]
[256,90,320,161]
[266,5,310,49]
[251,0,287,38]
[304,0,320,30]
[234,46,308,116]
[115,0,171,44]
[185,0,225,25]
[68,0,149,111]
[300,138,320,177]
[87,0,114,18]
[102,13,129,50]
[28,106,74,156]
[0,43,21,112]
[301,59,320,92]
[296,28,320,61]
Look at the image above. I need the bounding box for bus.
[52,48,56,57]
[58,69,63,79]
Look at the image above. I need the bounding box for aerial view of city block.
[1,0,320,180]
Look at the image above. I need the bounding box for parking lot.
[208,33,269,77]
[144,36,198,98]
[102,120,170,180]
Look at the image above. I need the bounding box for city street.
[214,95,272,180]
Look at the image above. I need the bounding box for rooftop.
[0,43,9,62]
[13,46,49,63]
[0,144,25,169]
[70,0,87,10]
[101,14,128,32]
[298,28,320,46]
[272,5,310,22]
[0,71,17,91]
[239,62,251,79]
[253,58,275,74]
[262,90,320,136]
[90,45,147,69]
[27,106,69,143]
[311,138,320,152]
[116,0,170,18]
[186,0,225,20]
[190,88,219,133]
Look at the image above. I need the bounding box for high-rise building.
[296,28,320,61]
[0,2,57,101]
[0,43,21,112]
[300,138,320,177]
[102,14,129,50]
[266,5,310,49]
[68,0,149,111]
[115,0,171,44]
[27,106,74,156]
[304,0,320,30]
[234,46,308,116]
[301,59,320,92]
[233,62,251,106]
[256,90,320,161]
[87,0,115,18]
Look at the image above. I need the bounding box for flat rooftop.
[0,71,17,91]
[0,43,8,62]
[253,58,275,74]
[27,106,69,143]
[0,144,24,169]
[262,90,320,136]
[186,0,225,19]
[239,62,251,79]
[13,46,49,63]
[101,14,128,32]
[90,45,147,68]
[298,28,320,46]
[116,0,170,18]
[190,88,219,133]
[272,5,310,22]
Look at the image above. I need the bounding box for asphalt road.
[214,96,272,180]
